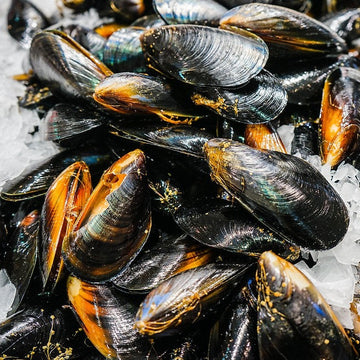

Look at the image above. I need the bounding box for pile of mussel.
[3,0,360,358]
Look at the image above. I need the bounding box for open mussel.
[256,251,358,359]
[67,275,151,359]
[7,0,50,48]
[220,3,347,59]
[320,66,360,167]
[29,30,113,104]
[62,149,151,283]
[94,72,204,123]
[191,70,287,124]
[140,24,269,88]
[39,161,92,292]
[135,262,253,337]
[203,138,349,250]
[153,0,227,26]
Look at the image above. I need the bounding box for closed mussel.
[40,161,92,292]
[94,72,203,123]
[191,70,287,124]
[173,197,299,261]
[320,66,360,167]
[112,231,215,293]
[203,139,349,250]
[135,262,253,337]
[256,251,358,360]
[62,149,151,282]
[140,24,269,88]
[153,0,227,26]
[1,210,39,317]
[220,3,347,59]
[30,30,113,103]
[67,275,151,359]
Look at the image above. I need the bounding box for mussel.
[256,251,358,359]
[153,0,227,26]
[140,24,269,88]
[135,263,253,336]
[220,3,347,59]
[191,70,287,124]
[203,138,349,250]
[29,30,113,104]
[320,66,360,167]
[39,161,92,292]
[94,72,204,123]
[62,149,151,282]
[67,275,151,359]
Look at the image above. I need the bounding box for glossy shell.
[191,70,287,123]
[94,72,203,123]
[140,24,269,88]
[320,67,360,167]
[256,251,358,360]
[62,150,151,282]
[40,161,92,292]
[29,30,113,103]
[203,138,349,250]
[153,0,227,26]
[67,276,151,359]
[135,263,252,336]
[220,3,347,59]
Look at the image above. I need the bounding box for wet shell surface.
[220,3,347,58]
[203,138,349,250]
[62,149,151,282]
[140,24,269,88]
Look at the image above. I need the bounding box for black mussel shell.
[1,210,39,317]
[320,66,360,167]
[29,30,113,104]
[173,197,299,261]
[108,117,215,157]
[140,24,269,88]
[153,0,227,26]
[0,145,114,202]
[7,0,50,48]
[217,0,310,12]
[135,262,254,337]
[44,103,106,146]
[108,0,146,21]
[256,251,358,360]
[112,231,215,293]
[67,276,151,359]
[131,14,166,28]
[191,70,287,124]
[208,287,258,360]
[204,139,349,250]
[0,304,73,358]
[321,8,360,45]
[102,27,147,73]
[220,3,347,59]
[271,54,360,105]
[62,150,151,282]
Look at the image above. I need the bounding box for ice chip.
[0,269,17,322]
